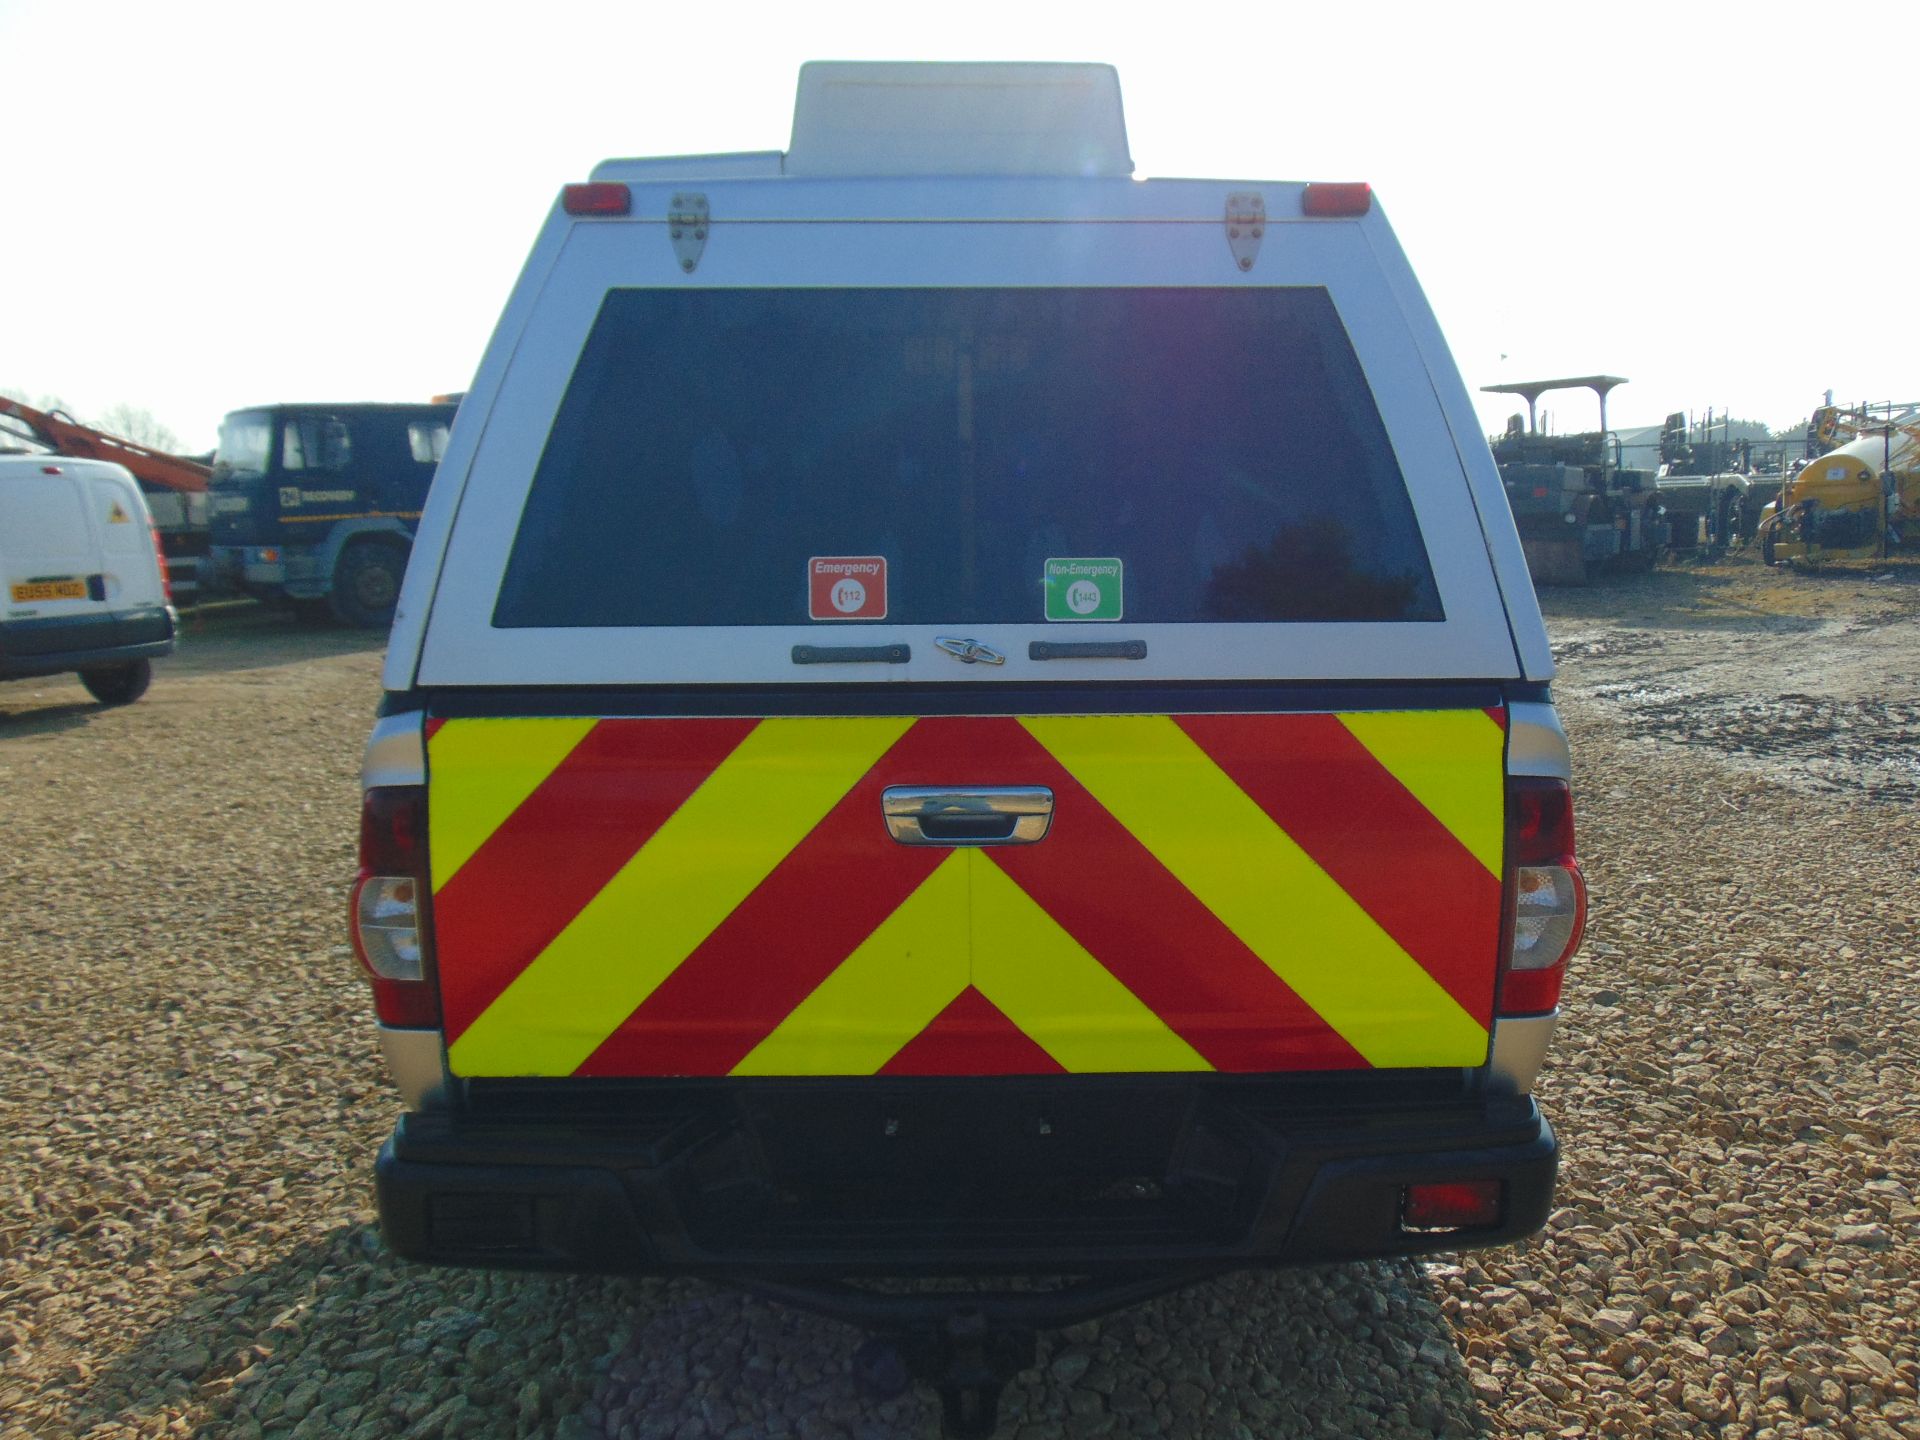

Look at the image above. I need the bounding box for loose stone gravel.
[2,570,1918,1439]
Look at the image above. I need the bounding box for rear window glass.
[495,288,1441,628]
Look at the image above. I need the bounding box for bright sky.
[3,0,1913,453]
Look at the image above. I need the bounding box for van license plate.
[10,579,87,602]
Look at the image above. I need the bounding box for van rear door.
[408,182,1524,1084]
[81,470,165,610]
[1,465,106,619]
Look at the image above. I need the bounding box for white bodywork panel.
[391,175,1545,691]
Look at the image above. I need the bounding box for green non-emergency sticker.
[1043,557,1123,622]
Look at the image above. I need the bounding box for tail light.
[151,526,172,602]
[562,182,631,216]
[352,786,440,1027]
[1301,182,1373,217]
[1497,777,1585,1015]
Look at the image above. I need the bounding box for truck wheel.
[79,659,153,706]
[330,541,407,629]
[1762,528,1778,566]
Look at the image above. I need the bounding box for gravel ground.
[2,569,1917,1440]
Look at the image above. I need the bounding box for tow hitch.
[739,1269,1223,1439]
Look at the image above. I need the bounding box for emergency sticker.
[809,556,888,620]
[1043,557,1123,622]
[107,501,130,524]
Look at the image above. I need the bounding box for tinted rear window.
[495,288,1441,628]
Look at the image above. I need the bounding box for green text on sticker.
[1043,557,1123,622]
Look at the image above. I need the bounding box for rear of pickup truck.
[361,697,1576,1275]
[354,67,1581,1282]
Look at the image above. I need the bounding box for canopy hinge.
[670,194,709,273]
[1225,192,1265,272]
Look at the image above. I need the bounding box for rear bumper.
[0,607,175,679]
[376,1077,1556,1278]
[208,544,325,599]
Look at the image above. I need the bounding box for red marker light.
[562,182,631,217]
[1301,182,1373,218]
[1403,1180,1503,1230]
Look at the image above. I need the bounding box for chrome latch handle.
[934,636,1006,665]
[882,786,1054,846]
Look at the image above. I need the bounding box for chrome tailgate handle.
[882,786,1054,846]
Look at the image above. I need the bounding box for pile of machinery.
[1653,409,1783,552]
[1483,375,1666,585]
[1757,401,1920,566]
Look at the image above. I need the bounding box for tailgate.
[428,706,1505,1080]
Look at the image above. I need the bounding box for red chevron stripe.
[881,986,1064,1076]
[433,718,758,1043]
[578,719,1003,1076]
[983,722,1368,1073]
[585,714,1371,1076]
[1175,713,1500,1022]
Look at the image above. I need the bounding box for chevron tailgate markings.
[583,717,1017,1077]
[732,849,971,1076]
[427,717,595,889]
[1175,712,1503,1021]
[1338,709,1506,876]
[977,720,1366,1073]
[1021,714,1488,1069]
[448,717,912,1076]
[970,853,1209,1074]
[430,717,759,1041]
[430,709,1505,1078]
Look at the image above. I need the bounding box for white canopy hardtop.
[385,64,1551,691]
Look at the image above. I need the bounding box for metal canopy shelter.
[1481,375,1629,437]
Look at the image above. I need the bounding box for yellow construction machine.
[1758,401,1920,565]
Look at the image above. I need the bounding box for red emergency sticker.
[808,556,888,620]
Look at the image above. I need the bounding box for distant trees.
[0,389,184,454]
[93,403,182,453]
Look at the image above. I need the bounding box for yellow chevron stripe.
[1020,715,1487,1068]
[732,851,970,1076]
[449,716,913,1077]
[972,854,1208,1073]
[428,718,596,891]
[1337,709,1505,877]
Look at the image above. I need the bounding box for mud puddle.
[1587,686,1920,801]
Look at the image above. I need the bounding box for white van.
[0,456,176,705]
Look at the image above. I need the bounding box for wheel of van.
[331,541,407,629]
[79,659,153,707]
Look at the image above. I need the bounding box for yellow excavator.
[1758,401,1920,565]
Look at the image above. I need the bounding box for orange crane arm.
[0,397,211,494]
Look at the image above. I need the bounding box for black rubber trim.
[0,606,172,657]
[401,680,1507,720]
[0,637,174,680]
[1028,639,1147,661]
[791,643,911,665]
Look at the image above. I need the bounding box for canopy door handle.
[881,786,1054,846]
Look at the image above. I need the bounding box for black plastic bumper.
[376,1076,1556,1278]
[0,608,175,679]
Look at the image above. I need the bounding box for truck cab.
[207,401,455,626]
